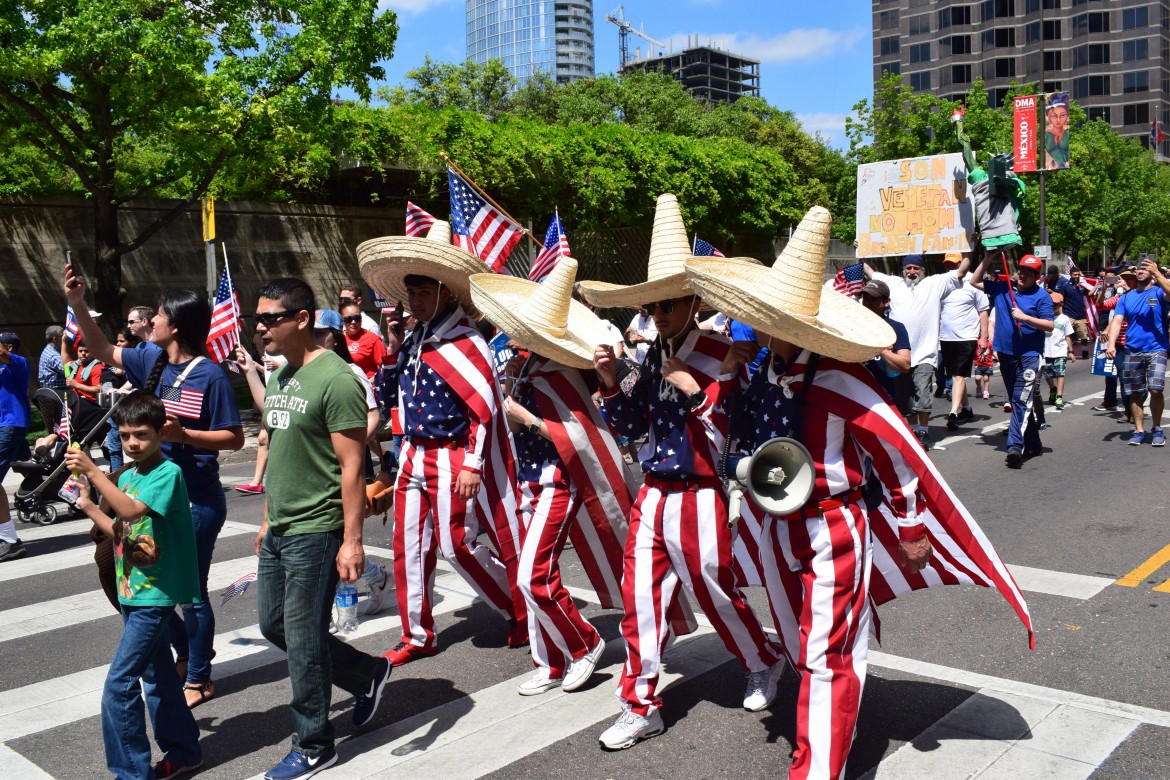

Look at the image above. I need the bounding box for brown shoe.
[183,681,215,708]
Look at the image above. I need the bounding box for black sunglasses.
[342,314,363,324]
[252,310,301,328]
[641,297,693,315]
[338,296,355,305]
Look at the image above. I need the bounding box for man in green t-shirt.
[251,277,392,780]
[66,391,203,779]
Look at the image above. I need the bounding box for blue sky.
[373,0,873,148]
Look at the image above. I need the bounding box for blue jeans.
[103,604,201,779]
[998,352,1041,452]
[105,419,123,472]
[168,489,227,684]
[257,528,381,757]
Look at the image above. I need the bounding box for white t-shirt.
[1044,313,1074,359]
[939,281,991,342]
[874,270,963,368]
[627,313,657,363]
[600,320,625,351]
[361,312,383,340]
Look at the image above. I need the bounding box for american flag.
[1079,275,1100,336]
[448,168,524,272]
[832,262,866,296]
[159,385,204,420]
[693,236,725,257]
[64,305,80,342]
[206,268,240,363]
[529,212,571,281]
[405,201,436,237]
[221,571,256,606]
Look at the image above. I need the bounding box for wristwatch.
[527,419,542,435]
[686,390,707,410]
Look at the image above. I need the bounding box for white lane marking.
[0,743,54,780]
[0,567,474,742]
[861,689,1138,780]
[278,627,723,780]
[0,524,255,584]
[14,517,255,543]
[1004,564,1113,601]
[868,651,1170,728]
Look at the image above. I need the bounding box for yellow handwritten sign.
[855,153,975,259]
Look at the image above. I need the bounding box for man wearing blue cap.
[865,253,970,450]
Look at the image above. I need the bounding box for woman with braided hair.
[66,265,245,709]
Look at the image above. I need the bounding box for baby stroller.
[11,387,121,525]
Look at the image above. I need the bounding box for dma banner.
[855,153,976,259]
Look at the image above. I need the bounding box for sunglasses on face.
[253,310,300,328]
[641,297,692,315]
[338,296,355,306]
[343,315,363,324]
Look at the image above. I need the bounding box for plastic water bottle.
[334,583,359,633]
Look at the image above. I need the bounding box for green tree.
[0,0,398,323]
[381,57,516,120]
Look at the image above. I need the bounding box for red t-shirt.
[345,329,385,379]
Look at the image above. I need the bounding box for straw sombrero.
[577,194,700,309]
[470,257,615,369]
[685,206,895,363]
[358,221,485,317]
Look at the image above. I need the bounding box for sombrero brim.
[469,274,615,369]
[576,272,694,309]
[686,259,896,363]
[358,236,487,318]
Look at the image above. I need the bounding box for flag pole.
[221,243,243,344]
[440,151,544,251]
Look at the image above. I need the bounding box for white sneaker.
[743,661,784,712]
[363,565,394,616]
[517,668,562,696]
[562,637,605,692]
[599,707,664,750]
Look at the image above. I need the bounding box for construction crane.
[605,5,665,71]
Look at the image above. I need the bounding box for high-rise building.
[466,1,594,85]
[621,39,761,103]
[873,0,1170,151]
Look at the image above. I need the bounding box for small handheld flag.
[693,236,725,258]
[221,572,257,606]
[207,268,241,364]
[529,211,571,281]
[405,202,436,237]
[832,262,866,296]
[64,305,80,343]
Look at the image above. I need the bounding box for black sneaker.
[955,408,975,423]
[1005,449,1023,469]
[1090,404,1116,412]
[945,413,960,431]
[352,657,391,727]
[914,430,933,451]
[0,539,27,562]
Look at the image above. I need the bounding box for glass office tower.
[467,1,595,84]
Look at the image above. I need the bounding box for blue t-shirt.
[865,315,911,397]
[122,344,241,500]
[0,355,31,428]
[984,280,1053,357]
[1115,286,1169,353]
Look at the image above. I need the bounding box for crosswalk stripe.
[0,567,474,742]
[1004,564,1113,600]
[0,523,255,584]
[0,743,54,780]
[268,627,723,780]
[860,689,1139,780]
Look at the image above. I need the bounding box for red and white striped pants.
[753,499,873,780]
[392,441,515,648]
[516,465,600,678]
[617,483,780,716]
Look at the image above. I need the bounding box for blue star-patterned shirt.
[510,377,562,484]
[391,305,470,441]
[732,354,801,452]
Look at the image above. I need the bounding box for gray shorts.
[909,363,936,413]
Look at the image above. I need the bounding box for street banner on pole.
[1044,92,1071,170]
[855,153,975,258]
[1013,95,1038,173]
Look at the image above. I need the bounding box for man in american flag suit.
[688,207,1033,780]
[358,222,527,667]
[580,194,783,750]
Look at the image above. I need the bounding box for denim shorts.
[0,426,30,481]
[1122,350,1168,397]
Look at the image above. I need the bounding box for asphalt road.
[3,358,1169,780]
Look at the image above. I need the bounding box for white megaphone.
[727,437,816,523]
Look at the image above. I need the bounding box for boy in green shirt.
[66,391,203,780]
